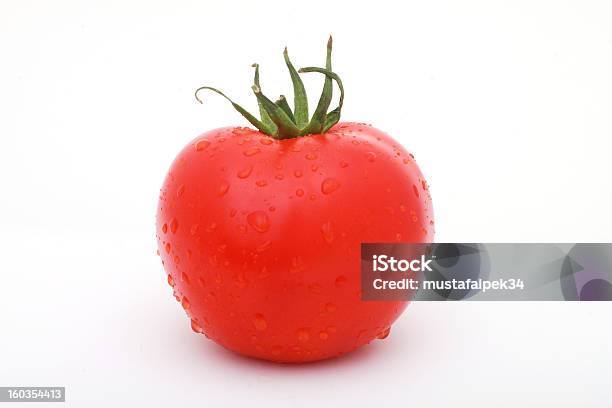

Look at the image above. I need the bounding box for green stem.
[298,67,344,132]
[194,37,345,140]
[251,63,277,134]
[275,95,295,122]
[194,86,275,135]
[301,36,333,135]
[283,47,309,128]
[251,85,301,139]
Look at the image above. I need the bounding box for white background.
[1,0,611,406]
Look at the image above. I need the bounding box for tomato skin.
[156,122,434,363]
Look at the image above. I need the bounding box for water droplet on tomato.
[176,184,185,197]
[412,184,420,198]
[255,179,268,187]
[340,161,348,168]
[162,223,168,234]
[244,146,260,156]
[181,296,190,310]
[319,331,329,340]
[170,218,178,234]
[296,328,310,343]
[325,302,337,312]
[377,327,391,340]
[252,313,267,331]
[190,224,199,235]
[195,139,210,151]
[305,152,317,160]
[247,211,270,233]
[321,222,333,243]
[181,271,190,284]
[260,138,273,145]
[321,178,340,195]
[367,152,377,162]
[237,165,253,179]
[294,170,303,178]
[296,188,304,197]
[335,275,348,287]
[218,181,230,196]
[165,243,171,254]
[190,319,203,333]
[167,274,175,287]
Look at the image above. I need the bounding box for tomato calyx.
[194,36,344,140]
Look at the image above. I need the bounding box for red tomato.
[156,122,434,362]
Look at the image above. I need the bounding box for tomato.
[156,39,434,363]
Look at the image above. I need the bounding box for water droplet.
[321,222,333,243]
[252,313,267,331]
[321,178,341,195]
[162,223,168,234]
[305,152,317,160]
[190,224,199,235]
[164,243,171,254]
[195,139,210,151]
[335,275,348,287]
[167,274,175,287]
[367,152,377,162]
[311,164,319,171]
[176,184,185,197]
[218,181,230,196]
[289,256,305,274]
[319,331,329,340]
[340,161,348,168]
[403,158,411,164]
[325,302,337,312]
[181,271,190,284]
[173,255,180,264]
[170,218,179,234]
[258,267,270,279]
[256,241,272,252]
[308,283,322,294]
[412,184,420,198]
[255,179,268,187]
[296,188,304,197]
[237,165,253,179]
[181,296,190,310]
[377,327,391,340]
[294,170,303,178]
[260,138,273,145]
[247,211,270,233]
[421,180,428,190]
[296,328,310,343]
[412,215,418,222]
[244,146,261,156]
[191,319,203,333]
